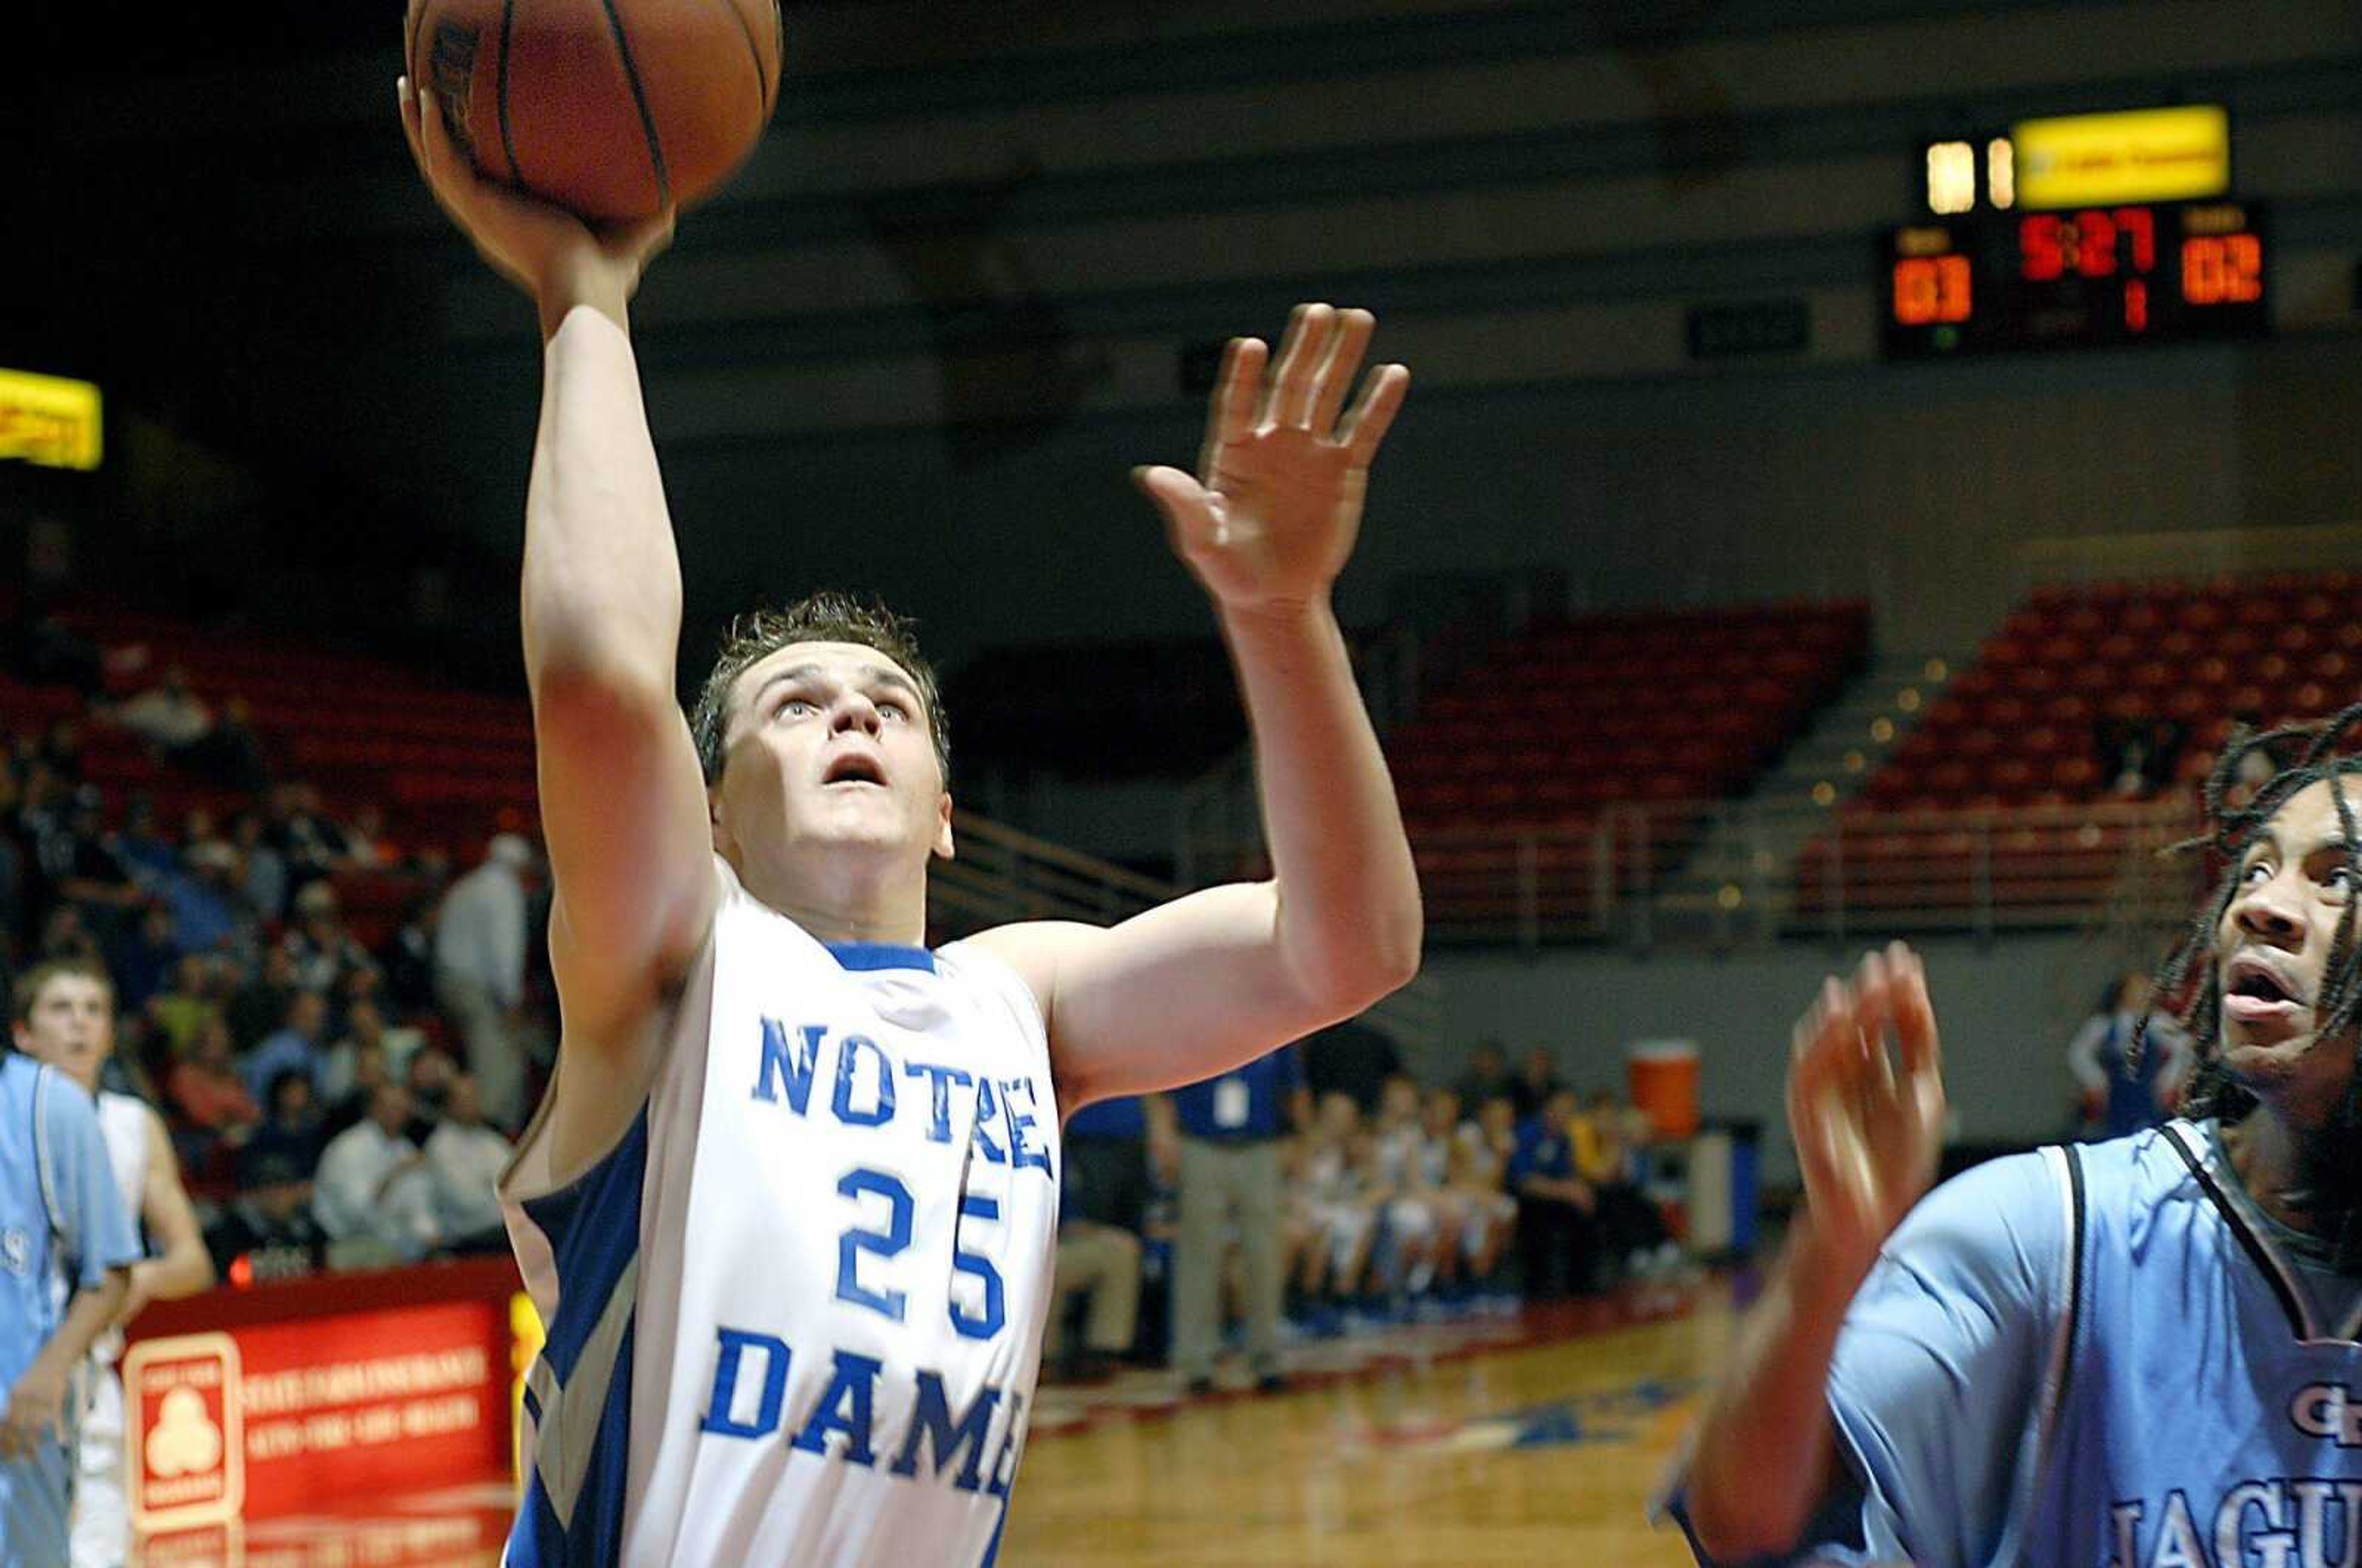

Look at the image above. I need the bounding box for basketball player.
[398,78,1421,1566]
[13,958,214,1568]
[1671,709,2362,1567]
[2,969,140,1568]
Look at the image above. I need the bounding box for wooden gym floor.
[132,1281,1729,1566]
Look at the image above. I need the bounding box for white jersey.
[75,1091,151,1568]
[502,858,1060,1568]
[90,1090,149,1367]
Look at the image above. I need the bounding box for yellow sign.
[2012,105,2230,209]
[0,368,103,471]
[511,1291,545,1489]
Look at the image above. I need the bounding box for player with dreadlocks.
[1663,702,2362,1567]
[2136,701,2362,1266]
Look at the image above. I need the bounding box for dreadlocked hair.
[2136,700,2362,1098]
[2136,699,2362,1267]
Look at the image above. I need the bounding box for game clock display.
[1882,199,2269,357]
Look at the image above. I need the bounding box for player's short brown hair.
[10,957,114,1027]
[689,592,950,786]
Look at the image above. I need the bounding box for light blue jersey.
[1,1054,141,1568]
[1672,1120,2362,1568]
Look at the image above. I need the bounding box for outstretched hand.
[1136,303,1409,615]
[397,75,673,332]
[1786,942,1947,1283]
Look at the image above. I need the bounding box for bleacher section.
[39,606,535,855]
[1797,572,2362,923]
[1388,602,1869,934]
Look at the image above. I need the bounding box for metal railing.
[933,810,1445,1051]
[1399,796,2203,953]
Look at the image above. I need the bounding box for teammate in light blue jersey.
[1671,704,2362,1568]
[2,973,143,1568]
[397,73,1423,1568]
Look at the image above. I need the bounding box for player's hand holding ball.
[400,74,674,335]
[397,1,781,333]
[1137,303,1410,616]
[1786,942,1947,1289]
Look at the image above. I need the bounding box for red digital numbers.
[2020,215,2064,281]
[2181,233,2263,305]
[2124,279,2149,333]
[2115,207,2155,272]
[2022,207,2161,282]
[2076,210,2117,276]
[1893,255,1972,325]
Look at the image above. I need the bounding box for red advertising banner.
[124,1258,524,1536]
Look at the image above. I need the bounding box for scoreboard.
[1882,199,2268,357]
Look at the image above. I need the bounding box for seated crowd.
[2,672,544,1281]
[7,620,1682,1356]
[1044,1030,1684,1385]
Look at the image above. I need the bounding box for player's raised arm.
[399,81,716,1067]
[972,304,1422,1107]
[1677,945,1952,1561]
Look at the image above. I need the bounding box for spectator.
[1299,1016,1401,1118]
[231,811,287,924]
[241,988,328,1106]
[1509,1045,1565,1121]
[1286,1091,1380,1334]
[113,797,181,887]
[320,1039,389,1144]
[312,1081,439,1267]
[106,666,212,753]
[1047,1156,1144,1383]
[170,838,245,959]
[1062,1093,1152,1236]
[204,1174,325,1279]
[53,789,143,939]
[167,1016,261,1147]
[236,1070,324,1195]
[378,893,440,1018]
[1572,1089,1677,1281]
[180,808,233,870]
[319,998,388,1110]
[10,760,70,879]
[226,946,298,1051]
[423,1073,514,1252]
[280,881,376,997]
[266,781,341,888]
[1508,1085,1597,1300]
[1164,1041,1309,1395]
[1407,1086,1477,1303]
[1447,1093,1518,1298]
[337,803,391,869]
[1370,1075,1443,1299]
[38,903,103,966]
[2066,971,2194,1141]
[2095,714,2188,800]
[432,834,533,1129]
[1452,1039,1513,1116]
[404,1044,461,1144]
[147,949,225,1057]
[109,901,178,1011]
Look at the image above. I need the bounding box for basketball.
[404,0,781,222]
